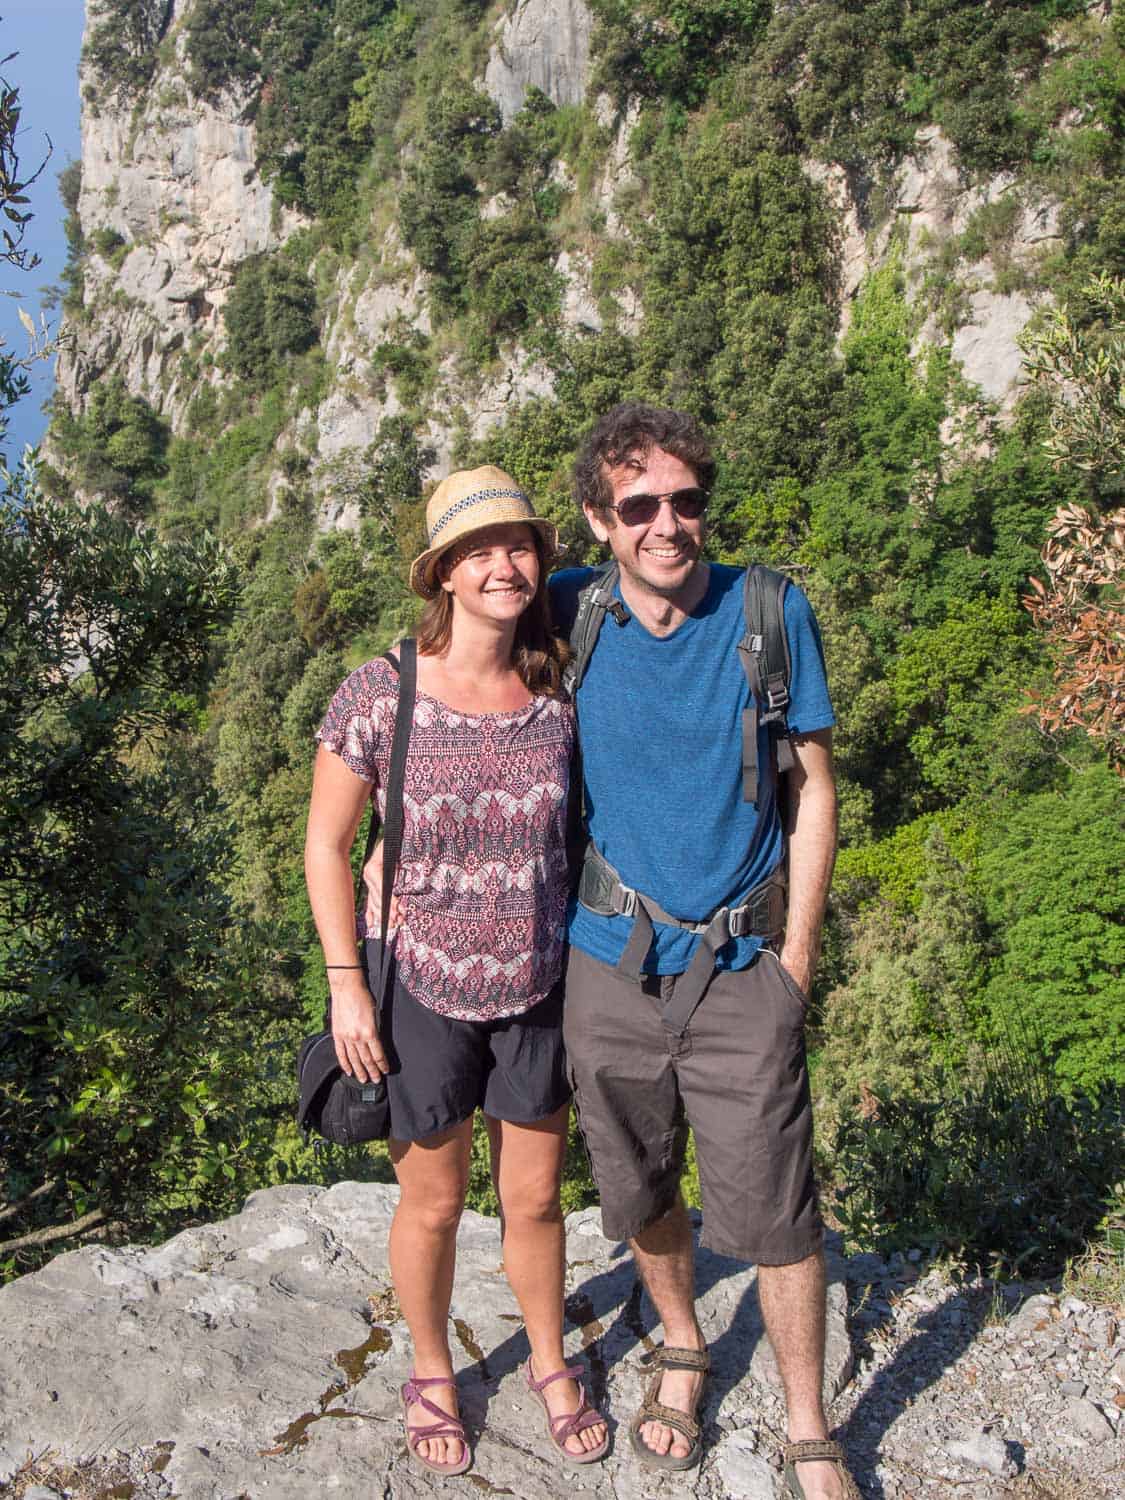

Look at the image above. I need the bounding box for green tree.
[49,376,169,510]
[223,252,319,383]
[84,0,174,101]
[978,767,1125,1092]
[0,489,277,1273]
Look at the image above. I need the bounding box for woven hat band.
[428,487,532,543]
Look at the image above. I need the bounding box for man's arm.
[779,728,837,997]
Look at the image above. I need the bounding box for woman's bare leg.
[488,1106,607,1456]
[390,1118,474,1465]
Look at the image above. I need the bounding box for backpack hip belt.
[577,843,786,1035]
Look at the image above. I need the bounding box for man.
[549,402,853,1499]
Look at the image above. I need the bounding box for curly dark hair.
[572,402,716,510]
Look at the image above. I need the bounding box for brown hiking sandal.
[782,1438,862,1498]
[628,1344,710,1471]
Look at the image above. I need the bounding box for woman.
[304,467,608,1475]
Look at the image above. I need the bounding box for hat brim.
[410,514,560,598]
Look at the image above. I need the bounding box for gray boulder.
[0,1184,852,1498]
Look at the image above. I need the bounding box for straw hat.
[409,465,559,598]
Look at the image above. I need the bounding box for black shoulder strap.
[562,560,621,698]
[370,638,416,1007]
[736,565,792,804]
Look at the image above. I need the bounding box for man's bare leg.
[758,1250,844,1500]
[629,1194,706,1460]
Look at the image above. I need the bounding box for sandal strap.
[643,1343,710,1373]
[783,1439,861,1499]
[636,1397,700,1441]
[407,1416,464,1441]
[402,1380,466,1436]
[549,1393,603,1444]
[526,1359,585,1393]
[784,1439,846,1465]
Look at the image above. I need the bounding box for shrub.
[223,252,319,382]
[0,487,274,1275]
[832,1069,1125,1278]
[84,0,173,101]
[185,0,259,100]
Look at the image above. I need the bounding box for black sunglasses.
[601,486,709,527]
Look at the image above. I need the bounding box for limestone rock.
[805,129,1059,410]
[557,248,603,332]
[1065,1397,1115,1444]
[1009,1293,1058,1338]
[947,1427,1015,1476]
[0,1184,853,1498]
[57,1,305,427]
[714,1430,780,1498]
[484,0,594,125]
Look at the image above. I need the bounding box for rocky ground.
[0,1184,1120,1499]
[735,1253,1124,1499]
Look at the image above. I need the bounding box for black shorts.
[365,941,570,1143]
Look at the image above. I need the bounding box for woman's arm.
[305,743,389,1083]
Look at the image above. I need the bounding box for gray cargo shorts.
[563,944,822,1266]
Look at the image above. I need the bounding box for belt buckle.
[616,886,638,919]
[729,902,751,938]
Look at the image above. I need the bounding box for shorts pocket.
[762,948,809,1023]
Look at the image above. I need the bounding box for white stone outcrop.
[57,2,306,427]
[484,0,595,124]
[806,130,1063,409]
[0,1183,852,1498]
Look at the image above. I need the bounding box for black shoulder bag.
[296,639,417,1145]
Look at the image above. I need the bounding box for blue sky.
[2,3,83,459]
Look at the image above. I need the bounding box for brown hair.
[573,401,716,511]
[414,533,570,697]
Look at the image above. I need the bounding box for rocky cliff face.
[485,0,595,124]
[812,130,1059,406]
[57,0,306,431]
[56,0,1054,519]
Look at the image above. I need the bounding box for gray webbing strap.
[563,560,620,698]
[617,896,735,1036]
[741,702,759,802]
[583,845,785,1037]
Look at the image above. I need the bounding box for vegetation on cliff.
[2,3,1122,1282]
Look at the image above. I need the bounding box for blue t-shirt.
[550,563,835,975]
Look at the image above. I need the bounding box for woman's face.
[440,522,540,625]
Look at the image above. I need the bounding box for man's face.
[583,446,706,600]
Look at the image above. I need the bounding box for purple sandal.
[399,1374,471,1476]
[524,1358,610,1465]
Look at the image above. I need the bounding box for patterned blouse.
[316,656,575,1021]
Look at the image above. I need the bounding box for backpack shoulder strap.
[736,565,793,804]
[562,560,620,698]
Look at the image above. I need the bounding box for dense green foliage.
[832,1068,1125,1276]
[84,1,174,102]
[0,488,258,1266]
[22,1,1124,1279]
[45,376,170,510]
[223,249,319,383]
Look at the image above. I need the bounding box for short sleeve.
[783,585,835,735]
[315,658,396,782]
